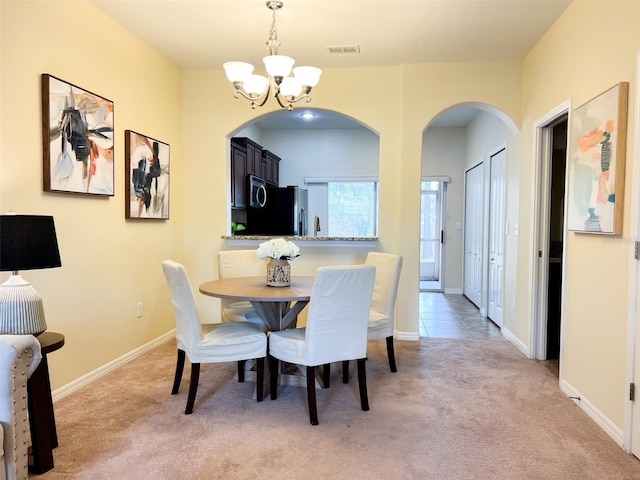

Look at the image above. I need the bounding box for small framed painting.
[42,74,114,195]
[567,82,629,234]
[124,130,170,219]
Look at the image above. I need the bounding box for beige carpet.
[35,337,640,479]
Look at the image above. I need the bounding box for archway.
[227,108,381,238]
[419,103,518,339]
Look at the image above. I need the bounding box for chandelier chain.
[266,1,281,55]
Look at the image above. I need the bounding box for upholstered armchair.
[0,335,42,480]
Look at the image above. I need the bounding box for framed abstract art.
[124,130,170,219]
[567,82,628,235]
[42,74,114,195]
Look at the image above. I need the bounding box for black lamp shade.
[0,215,62,272]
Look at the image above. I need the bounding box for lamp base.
[0,274,47,335]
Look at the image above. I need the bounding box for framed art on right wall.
[567,82,629,235]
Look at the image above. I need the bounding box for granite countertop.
[221,235,378,242]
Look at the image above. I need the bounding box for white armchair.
[0,335,42,480]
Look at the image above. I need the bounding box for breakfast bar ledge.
[221,236,378,248]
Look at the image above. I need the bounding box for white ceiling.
[90,0,573,129]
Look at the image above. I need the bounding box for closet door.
[488,149,506,327]
[464,164,483,307]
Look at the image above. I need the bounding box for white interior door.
[488,149,506,327]
[464,164,483,307]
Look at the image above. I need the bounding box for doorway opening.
[532,106,569,375]
[420,179,445,292]
[545,119,567,362]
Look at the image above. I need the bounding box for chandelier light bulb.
[263,55,295,79]
[279,76,303,98]
[244,74,269,96]
[223,61,254,83]
[293,66,322,88]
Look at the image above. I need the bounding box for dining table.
[199,275,316,389]
[199,275,314,331]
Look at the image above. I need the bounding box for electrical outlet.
[136,302,143,318]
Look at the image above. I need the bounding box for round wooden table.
[199,276,314,331]
[200,276,316,389]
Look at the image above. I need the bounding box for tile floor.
[419,292,503,340]
[420,292,560,376]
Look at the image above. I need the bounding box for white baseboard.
[395,330,420,341]
[52,329,176,402]
[501,327,530,357]
[560,378,624,448]
[443,288,462,294]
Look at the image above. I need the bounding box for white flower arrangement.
[256,238,300,260]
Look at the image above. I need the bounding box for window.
[306,177,379,237]
[327,181,378,237]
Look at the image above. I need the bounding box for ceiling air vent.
[326,45,360,54]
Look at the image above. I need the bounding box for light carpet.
[35,337,640,479]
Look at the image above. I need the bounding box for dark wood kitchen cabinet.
[262,150,280,186]
[230,142,248,208]
[232,137,263,177]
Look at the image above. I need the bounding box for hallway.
[420,292,560,376]
[419,292,503,340]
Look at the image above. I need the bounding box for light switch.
[514,223,519,236]
[456,222,462,230]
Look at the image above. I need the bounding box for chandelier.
[223,1,322,111]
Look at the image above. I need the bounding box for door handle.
[257,185,267,208]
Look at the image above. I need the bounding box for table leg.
[27,354,57,474]
[250,300,308,331]
[248,300,321,393]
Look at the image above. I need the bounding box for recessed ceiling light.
[301,112,316,120]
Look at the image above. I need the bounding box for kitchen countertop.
[221,235,378,246]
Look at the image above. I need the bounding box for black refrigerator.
[245,185,308,236]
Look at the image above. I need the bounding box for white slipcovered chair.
[217,250,268,331]
[161,260,268,414]
[0,335,42,480]
[333,252,403,383]
[365,252,403,372]
[268,265,376,425]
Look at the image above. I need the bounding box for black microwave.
[248,175,267,208]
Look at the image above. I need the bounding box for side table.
[28,331,65,474]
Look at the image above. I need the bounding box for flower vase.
[267,258,291,287]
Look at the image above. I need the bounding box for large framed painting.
[567,82,629,234]
[124,130,170,219]
[42,74,114,195]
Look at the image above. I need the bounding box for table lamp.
[0,214,61,335]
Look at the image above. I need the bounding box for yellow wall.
[181,63,521,333]
[181,67,405,323]
[0,1,184,387]
[521,1,640,429]
[2,0,640,445]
